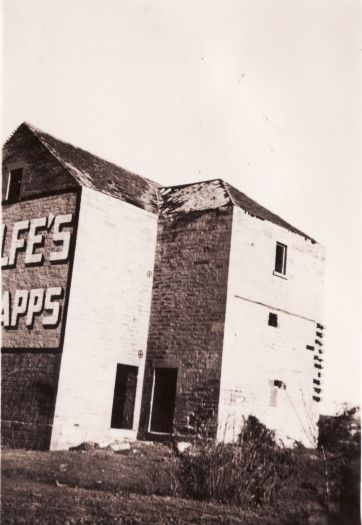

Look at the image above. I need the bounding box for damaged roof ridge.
[159,178,231,217]
[160,177,317,243]
[160,178,224,192]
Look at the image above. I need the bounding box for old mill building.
[1,123,326,450]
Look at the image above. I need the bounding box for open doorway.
[150,368,178,433]
[110,364,138,430]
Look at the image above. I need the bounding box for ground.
[1,443,333,525]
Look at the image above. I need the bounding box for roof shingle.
[24,123,161,214]
[4,123,316,242]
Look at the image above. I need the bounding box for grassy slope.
[1,445,325,525]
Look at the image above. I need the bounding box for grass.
[1,444,321,525]
[2,444,177,496]
[2,435,359,525]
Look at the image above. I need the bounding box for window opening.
[6,169,23,202]
[274,242,287,275]
[268,312,278,327]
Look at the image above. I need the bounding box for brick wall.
[138,206,233,439]
[1,353,61,449]
[2,192,78,348]
[217,207,326,446]
[50,187,158,450]
[2,124,77,200]
[1,192,78,448]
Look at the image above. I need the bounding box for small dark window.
[268,312,278,327]
[274,242,287,275]
[273,379,286,389]
[6,169,23,202]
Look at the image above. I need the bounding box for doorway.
[150,368,178,433]
[110,364,138,430]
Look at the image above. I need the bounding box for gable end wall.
[218,207,326,446]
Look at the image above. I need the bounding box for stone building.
[1,123,326,450]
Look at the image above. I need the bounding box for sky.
[2,0,361,413]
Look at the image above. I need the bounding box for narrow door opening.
[111,364,138,430]
[150,368,178,433]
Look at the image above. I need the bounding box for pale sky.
[3,0,362,413]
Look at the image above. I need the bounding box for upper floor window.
[5,168,23,202]
[274,242,287,275]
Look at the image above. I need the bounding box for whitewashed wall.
[50,187,158,450]
[217,207,326,446]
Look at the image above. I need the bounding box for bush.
[175,412,361,522]
[176,416,298,509]
[318,407,361,525]
[318,406,360,453]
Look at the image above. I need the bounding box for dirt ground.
[1,444,327,525]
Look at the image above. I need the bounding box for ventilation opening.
[6,169,23,202]
[268,312,278,327]
[110,364,138,430]
[274,379,286,390]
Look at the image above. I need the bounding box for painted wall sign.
[2,287,63,329]
[1,214,73,268]
[1,193,77,349]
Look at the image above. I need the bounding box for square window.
[274,242,287,275]
[268,312,278,327]
[6,169,23,202]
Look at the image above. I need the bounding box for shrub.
[318,406,360,453]
[176,416,298,508]
[318,406,361,524]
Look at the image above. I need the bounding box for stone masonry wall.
[218,207,326,446]
[50,187,158,450]
[138,206,233,439]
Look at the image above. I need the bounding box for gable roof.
[4,124,316,241]
[7,123,161,214]
[160,179,316,243]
